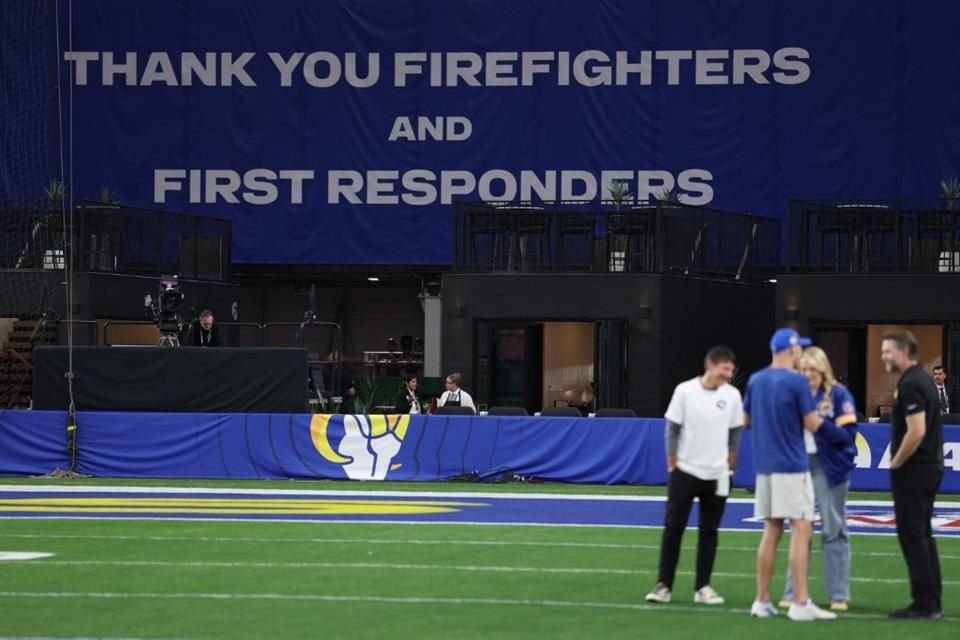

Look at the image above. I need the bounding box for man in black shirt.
[880,329,944,620]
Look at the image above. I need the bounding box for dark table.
[33,346,308,413]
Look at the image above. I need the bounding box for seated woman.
[394,374,422,415]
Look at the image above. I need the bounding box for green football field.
[0,479,957,640]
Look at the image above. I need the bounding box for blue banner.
[1,411,958,491]
[4,0,957,264]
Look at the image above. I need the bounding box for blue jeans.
[783,454,851,603]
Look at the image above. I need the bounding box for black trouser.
[891,464,943,611]
[657,468,727,590]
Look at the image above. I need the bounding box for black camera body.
[145,276,184,345]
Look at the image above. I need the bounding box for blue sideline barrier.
[0,411,957,491]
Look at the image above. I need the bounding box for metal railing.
[452,200,780,280]
[787,198,960,273]
[55,319,99,346]
[0,201,232,281]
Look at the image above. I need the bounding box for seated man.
[437,372,476,412]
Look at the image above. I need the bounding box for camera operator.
[188,309,221,347]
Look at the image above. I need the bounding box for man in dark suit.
[932,366,957,416]
[189,309,221,347]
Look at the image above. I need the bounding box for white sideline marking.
[0,533,956,559]
[0,590,946,621]
[2,484,957,508]
[2,515,955,538]
[13,558,958,586]
[0,551,53,561]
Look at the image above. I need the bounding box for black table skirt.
[33,346,308,413]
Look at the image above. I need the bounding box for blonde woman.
[780,346,858,612]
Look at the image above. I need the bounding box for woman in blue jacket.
[780,346,858,612]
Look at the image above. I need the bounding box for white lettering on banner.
[64,48,811,88]
[875,442,959,471]
[388,116,472,141]
[64,52,258,86]
[266,51,387,89]
[327,169,714,206]
[154,169,314,204]
[732,49,771,84]
[945,443,960,471]
[394,52,427,87]
[772,47,811,85]
[655,50,693,85]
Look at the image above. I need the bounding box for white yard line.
[11,558,958,586]
[1,484,956,507]
[0,532,956,558]
[0,590,949,621]
[1,513,958,538]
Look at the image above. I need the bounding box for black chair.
[594,408,636,418]
[878,414,891,424]
[436,405,475,415]
[943,413,960,425]
[815,209,858,271]
[488,406,528,416]
[855,412,866,423]
[511,208,550,271]
[539,406,581,417]
[608,209,656,273]
[557,212,595,270]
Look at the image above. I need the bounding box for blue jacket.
[812,383,859,487]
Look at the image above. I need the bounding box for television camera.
[145,276,184,347]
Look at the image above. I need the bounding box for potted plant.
[941,176,960,209]
[40,178,66,269]
[607,180,631,212]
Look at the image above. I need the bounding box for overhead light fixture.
[767,278,778,284]
[367,276,380,282]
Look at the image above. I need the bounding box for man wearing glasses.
[437,372,476,413]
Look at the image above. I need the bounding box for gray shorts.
[754,472,815,521]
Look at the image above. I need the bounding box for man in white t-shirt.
[645,346,744,606]
[437,372,476,413]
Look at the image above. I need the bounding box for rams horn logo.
[853,432,871,468]
[310,414,410,480]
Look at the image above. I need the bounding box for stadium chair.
[539,406,581,417]
[594,408,636,418]
[488,406,528,416]
[436,405,475,415]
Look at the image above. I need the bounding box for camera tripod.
[158,332,180,347]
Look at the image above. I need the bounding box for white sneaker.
[694,585,725,605]
[644,583,671,603]
[788,600,838,621]
[751,600,779,617]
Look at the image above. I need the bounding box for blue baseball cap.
[770,328,812,353]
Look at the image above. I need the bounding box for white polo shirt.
[664,377,744,481]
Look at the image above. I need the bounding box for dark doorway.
[475,322,544,413]
[810,324,867,413]
[595,319,629,411]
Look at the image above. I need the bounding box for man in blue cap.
[743,328,836,621]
